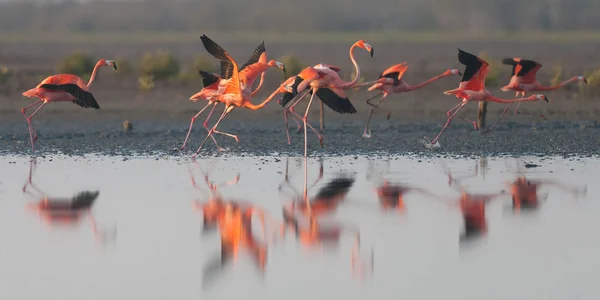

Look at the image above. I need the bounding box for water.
[0,155,597,300]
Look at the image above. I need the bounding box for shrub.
[139,50,180,80]
[581,68,600,96]
[175,55,218,85]
[279,53,305,79]
[138,75,155,93]
[550,65,563,86]
[114,57,133,76]
[56,52,95,77]
[0,66,11,84]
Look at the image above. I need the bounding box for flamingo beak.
[457,71,462,76]
[369,47,374,58]
[543,95,548,102]
[584,78,588,84]
[112,63,118,70]
[275,61,286,73]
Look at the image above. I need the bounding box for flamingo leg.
[426,101,468,146]
[458,115,479,131]
[514,102,547,120]
[193,106,233,158]
[283,109,292,145]
[20,100,44,145]
[363,92,387,138]
[288,90,310,133]
[24,101,47,151]
[484,103,514,134]
[288,90,323,146]
[180,102,215,150]
[303,91,318,157]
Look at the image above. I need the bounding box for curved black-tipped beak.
[112,63,118,70]
[584,78,588,84]
[543,95,548,102]
[369,48,374,58]
[282,66,286,74]
[458,71,462,76]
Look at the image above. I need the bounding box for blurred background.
[1,0,600,122]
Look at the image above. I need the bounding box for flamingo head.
[98,59,118,70]
[268,60,286,73]
[573,76,587,84]
[445,69,462,76]
[356,40,374,57]
[534,94,548,102]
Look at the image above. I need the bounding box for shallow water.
[0,155,598,300]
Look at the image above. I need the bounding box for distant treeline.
[1,0,599,33]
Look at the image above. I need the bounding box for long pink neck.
[250,72,266,97]
[405,73,449,91]
[244,86,280,110]
[534,78,577,91]
[87,62,104,88]
[486,94,536,103]
[340,44,361,88]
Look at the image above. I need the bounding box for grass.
[2,30,600,44]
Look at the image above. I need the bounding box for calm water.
[0,155,598,300]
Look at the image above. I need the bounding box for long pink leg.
[283,109,292,145]
[363,92,387,138]
[21,100,43,143]
[181,102,216,150]
[303,90,318,157]
[287,90,310,134]
[514,102,547,120]
[25,102,47,151]
[458,115,478,130]
[484,103,514,134]
[428,101,468,145]
[289,91,323,146]
[193,106,233,158]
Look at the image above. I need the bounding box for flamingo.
[181,42,286,151]
[21,59,117,151]
[362,63,462,138]
[191,34,285,156]
[275,40,376,156]
[485,57,588,132]
[421,49,549,149]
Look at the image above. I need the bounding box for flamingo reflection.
[506,176,587,213]
[21,158,115,242]
[278,158,372,278]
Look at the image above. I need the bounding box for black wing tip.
[501,58,517,65]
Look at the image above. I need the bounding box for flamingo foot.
[296,126,303,134]
[540,114,548,121]
[217,147,230,152]
[362,130,372,138]
[386,113,391,120]
[420,137,441,149]
[319,137,324,147]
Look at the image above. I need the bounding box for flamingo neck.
[535,78,577,91]
[87,62,104,88]
[340,44,360,88]
[244,88,279,110]
[486,94,534,103]
[405,73,448,91]
[250,72,266,97]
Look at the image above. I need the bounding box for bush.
[139,50,180,80]
[138,75,155,93]
[550,65,563,86]
[581,68,600,96]
[56,52,95,77]
[0,66,11,84]
[114,57,134,76]
[478,52,500,87]
[174,55,218,85]
[279,53,306,79]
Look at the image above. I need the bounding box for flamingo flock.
[19,34,588,157]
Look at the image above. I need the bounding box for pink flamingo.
[276,40,377,156]
[192,35,285,157]
[21,59,117,151]
[181,42,285,151]
[362,63,461,138]
[485,57,587,132]
[421,49,548,149]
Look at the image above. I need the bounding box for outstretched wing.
[314,177,355,202]
[198,70,221,88]
[40,84,100,109]
[501,58,519,76]
[314,87,357,114]
[220,41,266,80]
[379,62,409,85]
[457,49,489,91]
[200,34,241,96]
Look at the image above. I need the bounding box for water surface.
[0,155,597,300]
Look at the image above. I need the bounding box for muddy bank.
[1,118,598,158]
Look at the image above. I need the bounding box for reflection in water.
[278,158,373,278]
[189,160,280,290]
[21,158,116,243]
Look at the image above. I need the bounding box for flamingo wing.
[199,70,221,88]
[37,74,88,90]
[280,67,321,107]
[379,62,409,85]
[501,58,519,76]
[71,190,99,210]
[220,41,266,80]
[200,34,241,97]
[314,177,355,203]
[457,49,489,91]
[516,59,542,84]
[39,83,100,109]
[313,87,357,114]
[314,63,341,73]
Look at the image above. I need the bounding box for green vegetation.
[139,50,180,80]
[138,75,155,93]
[478,52,501,87]
[56,52,95,78]
[114,57,134,76]
[0,66,11,84]
[278,54,306,79]
[581,68,600,96]
[550,65,564,86]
